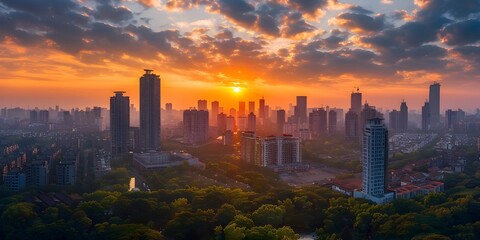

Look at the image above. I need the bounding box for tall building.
[259,97,265,120]
[238,101,246,117]
[217,112,227,135]
[29,110,38,123]
[165,103,173,112]
[422,101,430,131]
[399,100,408,132]
[429,82,440,127]
[345,110,358,139]
[354,118,394,204]
[39,110,49,123]
[309,108,327,137]
[295,96,307,125]
[110,91,130,155]
[248,101,255,114]
[276,109,286,135]
[351,89,362,115]
[183,109,209,145]
[211,101,219,126]
[247,112,256,132]
[328,110,337,134]
[359,104,383,138]
[241,132,257,164]
[140,69,161,150]
[389,110,399,131]
[198,99,208,111]
[445,109,466,132]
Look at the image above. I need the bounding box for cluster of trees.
[2,173,480,240]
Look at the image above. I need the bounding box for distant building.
[183,109,209,145]
[345,110,358,139]
[211,101,219,126]
[217,112,227,135]
[328,110,337,134]
[422,101,431,131]
[295,96,307,125]
[399,100,408,132]
[276,110,286,135]
[198,99,208,111]
[445,109,466,132]
[354,118,395,204]
[26,161,49,187]
[133,151,204,170]
[4,168,26,192]
[39,110,49,123]
[248,101,255,114]
[222,130,234,146]
[240,134,301,167]
[247,112,256,132]
[259,97,266,121]
[309,108,327,137]
[57,161,76,185]
[140,69,161,150]
[429,82,441,128]
[238,101,246,117]
[110,91,130,155]
[30,110,38,123]
[351,89,362,115]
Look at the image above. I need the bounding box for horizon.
[1,0,479,112]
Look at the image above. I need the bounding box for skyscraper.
[198,99,208,111]
[351,89,362,115]
[399,100,408,132]
[183,109,209,145]
[140,69,160,150]
[354,118,394,204]
[345,110,358,140]
[259,97,265,120]
[328,110,337,134]
[211,101,219,126]
[309,108,327,137]
[238,101,246,117]
[248,101,255,114]
[422,101,430,131]
[276,109,286,135]
[110,91,130,155]
[247,112,256,132]
[29,110,38,123]
[295,96,307,125]
[429,82,440,127]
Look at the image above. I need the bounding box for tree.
[252,204,285,228]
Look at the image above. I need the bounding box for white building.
[354,118,395,204]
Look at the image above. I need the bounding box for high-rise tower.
[110,91,130,155]
[139,69,160,150]
[429,82,440,127]
[354,118,394,204]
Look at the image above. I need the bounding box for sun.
[232,86,242,93]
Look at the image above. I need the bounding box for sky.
[0,0,479,112]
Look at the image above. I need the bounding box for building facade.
[140,69,161,150]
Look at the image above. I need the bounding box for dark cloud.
[439,19,480,45]
[336,13,387,33]
[349,5,373,15]
[92,2,134,23]
[285,0,331,17]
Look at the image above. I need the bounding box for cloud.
[333,12,388,33]
[438,19,480,45]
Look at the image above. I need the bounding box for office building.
[183,109,209,145]
[276,109,286,135]
[259,97,265,120]
[110,91,130,155]
[241,132,257,164]
[57,161,77,185]
[399,101,408,132]
[351,89,362,115]
[211,101,219,126]
[30,110,38,123]
[248,101,255,114]
[247,112,256,132]
[354,118,394,204]
[295,96,307,125]
[445,109,466,132]
[389,110,399,131]
[429,82,441,127]
[422,101,430,131]
[329,110,337,134]
[217,112,227,135]
[309,108,327,137]
[238,101,246,117]
[345,110,358,139]
[198,99,208,111]
[39,110,49,123]
[140,69,161,150]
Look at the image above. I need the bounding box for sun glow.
[232,86,242,93]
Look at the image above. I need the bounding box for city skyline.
[1,0,480,111]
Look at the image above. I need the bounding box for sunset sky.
[1,0,479,112]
